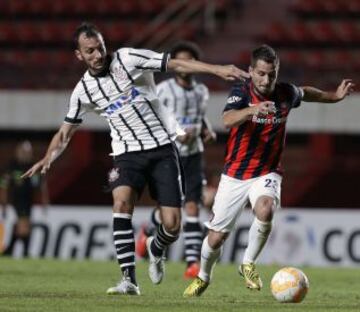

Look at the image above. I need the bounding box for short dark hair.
[251,44,279,67]
[73,22,101,49]
[170,41,201,60]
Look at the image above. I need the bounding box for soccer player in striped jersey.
[22,23,248,296]
[184,44,354,297]
[135,41,217,279]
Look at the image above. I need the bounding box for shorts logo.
[108,168,120,183]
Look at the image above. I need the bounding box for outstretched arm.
[201,117,217,144]
[21,123,78,178]
[167,58,249,81]
[302,79,354,103]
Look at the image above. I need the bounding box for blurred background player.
[184,44,354,297]
[136,41,217,279]
[0,141,48,257]
[22,23,248,296]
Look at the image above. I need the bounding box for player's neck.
[251,83,272,100]
[175,76,193,89]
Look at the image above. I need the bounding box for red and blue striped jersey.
[223,80,303,180]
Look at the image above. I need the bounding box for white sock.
[198,236,222,283]
[243,218,272,264]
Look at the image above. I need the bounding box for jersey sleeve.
[156,82,167,106]
[286,83,304,109]
[202,84,210,103]
[64,88,88,125]
[223,83,249,112]
[126,48,170,73]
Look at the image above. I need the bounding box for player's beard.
[90,55,110,76]
[254,84,274,97]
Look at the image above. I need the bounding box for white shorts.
[205,172,282,233]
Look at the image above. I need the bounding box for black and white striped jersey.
[156,78,209,157]
[65,47,178,156]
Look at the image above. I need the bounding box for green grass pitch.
[1,257,359,312]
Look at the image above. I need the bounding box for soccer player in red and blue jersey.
[184,44,354,297]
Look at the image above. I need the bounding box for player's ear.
[248,65,253,74]
[75,49,83,61]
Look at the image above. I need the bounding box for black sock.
[183,217,203,266]
[150,224,178,257]
[113,213,137,286]
[22,235,31,258]
[4,225,17,255]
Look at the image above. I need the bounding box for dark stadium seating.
[0,0,230,88]
[0,0,358,89]
[0,0,168,17]
[265,21,360,47]
[291,0,360,17]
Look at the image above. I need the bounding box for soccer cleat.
[106,276,141,295]
[146,236,165,284]
[136,225,148,258]
[184,262,200,279]
[183,277,209,297]
[238,263,263,290]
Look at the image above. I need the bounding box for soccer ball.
[270,267,309,303]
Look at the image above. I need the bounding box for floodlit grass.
[0,257,359,312]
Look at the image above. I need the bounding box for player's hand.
[334,79,355,101]
[202,128,217,144]
[177,127,196,145]
[252,101,276,117]
[216,65,250,81]
[21,157,51,179]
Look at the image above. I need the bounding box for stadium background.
[1,0,360,266]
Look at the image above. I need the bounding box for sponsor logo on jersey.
[105,87,140,115]
[227,96,242,104]
[251,115,287,124]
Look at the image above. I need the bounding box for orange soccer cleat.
[184,262,200,279]
[136,225,148,258]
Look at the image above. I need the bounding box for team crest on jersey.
[113,66,128,81]
[108,168,120,183]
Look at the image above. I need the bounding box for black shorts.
[108,143,185,207]
[13,203,32,218]
[180,153,204,204]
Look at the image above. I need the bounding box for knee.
[162,220,181,236]
[255,197,275,222]
[162,216,181,236]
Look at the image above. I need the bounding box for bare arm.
[201,117,217,144]
[21,123,78,178]
[167,59,249,81]
[302,79,354,103]
[223,101,275,129]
